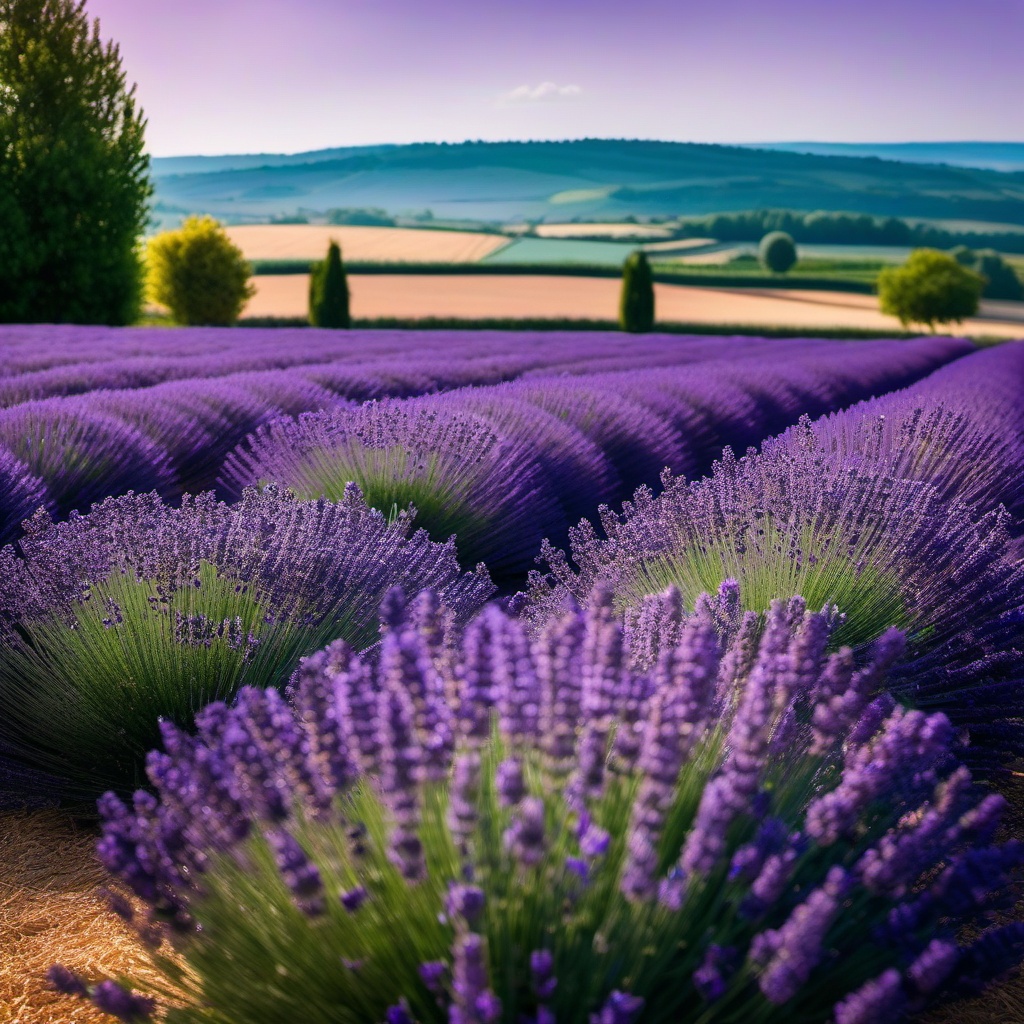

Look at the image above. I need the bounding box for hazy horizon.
[85,0,1024,158]
[149,137,1024,162]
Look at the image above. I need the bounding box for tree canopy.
[878,249,984,330]
[146,216,253,326]
[758,231,798,274]
[0,0,152,324]
[619,250,655,333]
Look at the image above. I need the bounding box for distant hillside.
[749,142,1024,173]
[149,139,1024,227]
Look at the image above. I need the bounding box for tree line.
[674,209,1024,255]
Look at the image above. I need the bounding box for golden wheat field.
[223,225,510,263]
[243,273,1024,337]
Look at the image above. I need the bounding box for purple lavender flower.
[692,945,737,1003]
[590,990,644,1024]
[754,867,849,1004]
[451,932,501,1024]
[266,829,324,916]
[833,969,905,1024]
[805,708,953,846]
[448,752,481,856]
[47,965,88,997]
[495,758,526,807]
[908,938,960,995]
[530,949,557,1000]
[340,886,368,913]
[525,341,1024,769]
[378,675,425,882]
[0,446,46,546]
[504,796,547,868]
[90,980,156,1021]
[419,960,447,994]
[447,884,486,925]
[385,1003,414,1024]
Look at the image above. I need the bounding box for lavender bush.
[0,398,176,515]
[219,399,565,577]
[529,408,1024,764]
[0,445,47,545]
[53,589,1024,1024]
[0,488,492,797]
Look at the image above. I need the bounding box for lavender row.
[219,337,970,581]
[0,327,821,406]
[527,345,1024,766]
[802,342,1024,525]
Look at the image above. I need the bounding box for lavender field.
[2,326,1023,1024]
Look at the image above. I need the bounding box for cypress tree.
[619,250,655,333]
[309,239,351,328]
[0,0,152,324]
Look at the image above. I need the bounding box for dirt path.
[244,274,1024,338]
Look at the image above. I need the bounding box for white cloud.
[499,82,583,105]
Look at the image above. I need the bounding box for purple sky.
[86,0,1024,157]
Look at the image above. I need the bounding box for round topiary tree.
[878,249,984,331]
[146,216,254,326]
[758,231,798,274]
[619,250,655,333]
[308,239,351,328]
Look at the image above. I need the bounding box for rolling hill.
[748,142,1024,172]
[150,139,1024,227]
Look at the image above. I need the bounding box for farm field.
[1,324,1024,1023]
[223,223,511,263]
[531,222,679,239]
[242,272,1024,337]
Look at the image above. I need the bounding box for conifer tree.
[309,239,351,328]
[0,0,151,324]
[619,250,655,333]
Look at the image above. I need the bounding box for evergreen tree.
[0,0,151,324]
[309,240,351,328]
[619,250,655,333]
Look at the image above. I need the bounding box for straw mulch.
[0,810,156,1024]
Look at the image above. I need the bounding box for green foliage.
[0,560,377,795]
[309,240,351,328]
[146,216,254,326]
[972,249,1024,301]
[0,0,152,324]
[758,231,798,274]
[627,520,909,651]
[878,249,984,330]
[618,251,654,332]
[674,208,1024,254]
[950,245,976,266]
